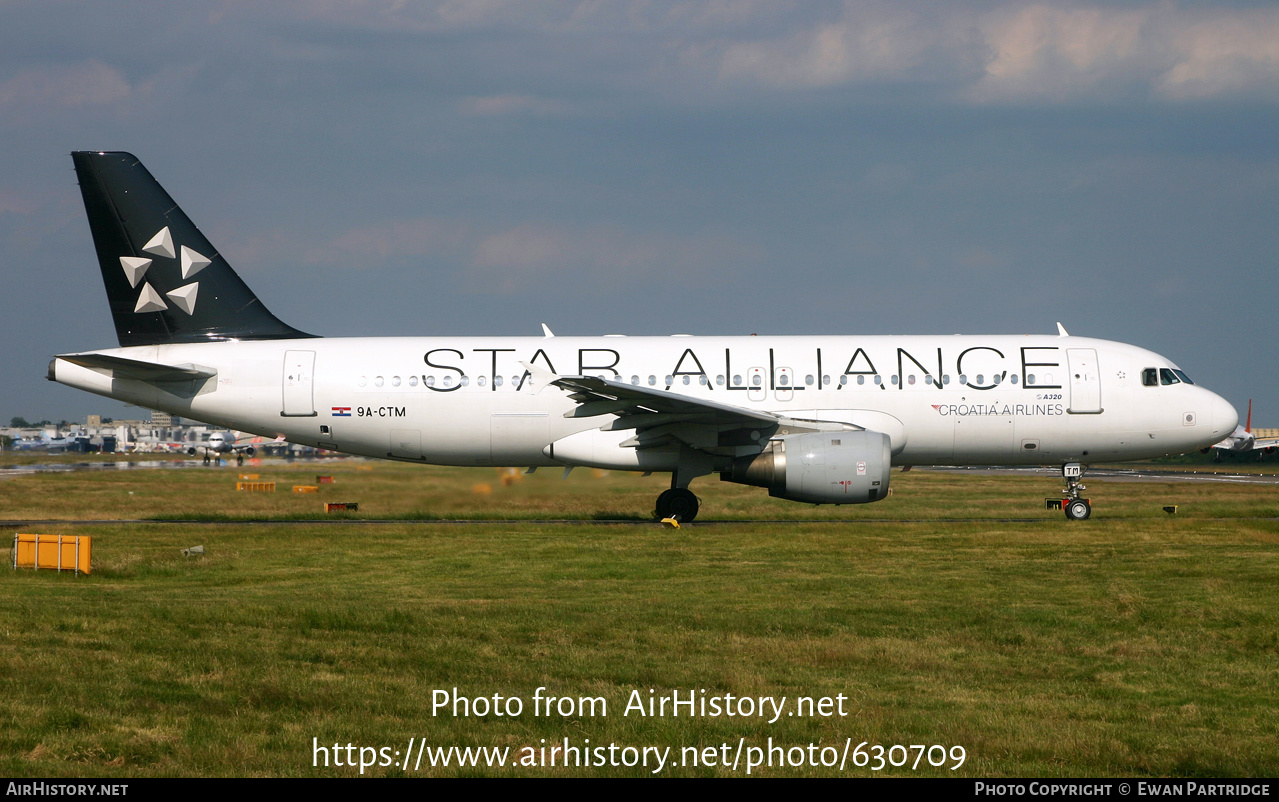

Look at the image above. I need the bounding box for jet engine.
[721,430,891,505]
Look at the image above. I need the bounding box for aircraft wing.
[549,374,787,454]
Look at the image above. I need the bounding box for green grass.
[2,461,1278,776]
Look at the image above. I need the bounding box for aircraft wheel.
[236,454,244,466]
[202,454,211,465]
[1064,499,1091,521]
[655,488,700,522]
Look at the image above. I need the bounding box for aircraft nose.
[1211,393,1239,435]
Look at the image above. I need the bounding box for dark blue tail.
[72,151,314,347]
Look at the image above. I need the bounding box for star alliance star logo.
[118,225,208,315]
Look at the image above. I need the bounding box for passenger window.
[650,375,658,386]
[426,376,435,387]
[494,375,503,387]
[716,375,725,386]
[857,375,865,386]
[751,375,762,386]
[631,375,640,385]
[1160,368,1180,386]
[1142,368,1158,386]
[805,375,814,386]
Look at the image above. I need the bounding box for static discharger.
[12,534,92,575]
[237,481,275,492]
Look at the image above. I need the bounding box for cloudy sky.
[2,1,1277,425]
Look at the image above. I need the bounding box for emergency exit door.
[282,350,316,417]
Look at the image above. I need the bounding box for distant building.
[149,410,181,426]
[87,414,102,426]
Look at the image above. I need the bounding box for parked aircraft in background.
[1207,400,1278,461]
[187,430,256,465]
[49,152,1238,520]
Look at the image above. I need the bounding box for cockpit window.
[1173,369,1194,385]
[1160,368,1180,386]
[1142,368,1158,387]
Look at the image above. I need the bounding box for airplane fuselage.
[52,333,1235,472]
[57,151,1243,520]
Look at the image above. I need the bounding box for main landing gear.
[655,488,699,522]
[1054,462,1091,520]
[654,457,710,523]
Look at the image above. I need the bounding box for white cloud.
[466,222,758,295]
[459,94,571,116]
[705,1,1279,103]
[302,217,471,267]
[1156,11,1279,100]
[967,4,1151,102]
[0,61,131,113]
[718,4,942,88]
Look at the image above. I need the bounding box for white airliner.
[187,430,256,465]
[1209,400,1278,461]
[49,152,1238,521]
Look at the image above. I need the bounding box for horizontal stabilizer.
[57,353,216,383]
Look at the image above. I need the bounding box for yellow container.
[236,481,276,492]
[12,534,91,575]
[293,485,319,493]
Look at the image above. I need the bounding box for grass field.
[2,459,1277,777]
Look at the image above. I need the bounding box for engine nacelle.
[721,430,891,505]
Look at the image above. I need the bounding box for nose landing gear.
[1046,462,1091,520]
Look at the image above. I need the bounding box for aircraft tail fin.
[71,151,313,347]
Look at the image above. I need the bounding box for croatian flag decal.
[331,406,351,417]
